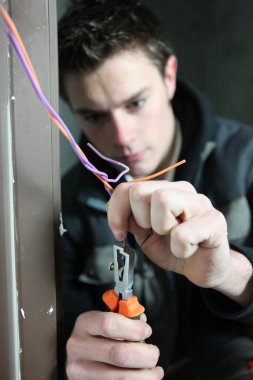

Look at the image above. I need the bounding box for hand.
[66,310,164,379]
[107,181,253,305]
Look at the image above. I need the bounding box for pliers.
[103,241,145,319]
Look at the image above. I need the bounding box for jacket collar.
[172,79,218,185]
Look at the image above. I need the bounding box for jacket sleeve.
[201,244,253,324]
[201,146,253,325]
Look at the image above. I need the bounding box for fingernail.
[140,313,147,322]
[114,231,125,241]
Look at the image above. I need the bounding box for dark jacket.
[61,80,253,366]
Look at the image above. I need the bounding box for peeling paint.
[11,96,15,101]
[47,305,54,315]
[20,308,25,319]
[59,212,67,236]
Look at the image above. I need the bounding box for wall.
[0,1,60,378]
[144,0,253,124]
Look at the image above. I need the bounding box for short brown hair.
[58,0,174,101]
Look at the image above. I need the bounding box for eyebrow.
[74,86,150,115]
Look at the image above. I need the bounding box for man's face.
[64,50,177,178]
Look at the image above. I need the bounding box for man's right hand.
[66,310,164,379]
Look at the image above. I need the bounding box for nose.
[110,112,136,146]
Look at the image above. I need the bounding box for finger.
[108,181,196,240]
[67,360,164,380]
[73,337,160,369]
[170,209,228,259]
[107,182,132,241]
[108,182,169,240]
[73,311,152,341]
[128,181,191,228]
[139,313,147,322]
[151,189,213,235]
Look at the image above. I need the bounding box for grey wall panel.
[0,0,61,378]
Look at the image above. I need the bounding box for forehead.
[64,50,163,108]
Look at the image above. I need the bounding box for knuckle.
[66,361,81,380]
[100,312,116,337]
[114,374,131,380]
[112,182,131,202]
[129,182,146,200]
[154,366,165,379]
[153,188,168,204]
[109,343,128,367]
[214,209,227,229]
[177,180,196,193]
[116,182,130,192]
[198,193,212,208]
[109,218,122,231]
[139,322,149,341]
[216,209,226,221]
[66,335,76,356]
[150,345,160,366]
[170,228,192,258]
[171,226,185,245]
[74,311,90,328]
[75,313,84,327]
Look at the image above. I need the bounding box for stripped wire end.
[87,143,130,182]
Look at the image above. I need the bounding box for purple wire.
[3,22,129,189]
[87,143,129,182]
[8,29,98,173]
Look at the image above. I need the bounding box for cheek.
[143,100,169,132]
[81,127,111,153]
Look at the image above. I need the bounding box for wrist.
[213,250,253,306]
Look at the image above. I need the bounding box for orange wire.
[0,6,40,86]
[0,4,114,193]
[130,160,186,182]
[0,5,186,193]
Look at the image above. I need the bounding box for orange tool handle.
[103,289,145,319]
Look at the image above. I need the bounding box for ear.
[164,55,178,100]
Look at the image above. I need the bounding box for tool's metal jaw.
[113,242,135,300]
[103,241,144,318]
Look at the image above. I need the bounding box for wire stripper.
[103,241,145,319]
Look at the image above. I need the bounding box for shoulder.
[209,117,253,196]
[215,117,253,163]
[216,117,253,140]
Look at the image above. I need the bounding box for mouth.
[119,150,146,163]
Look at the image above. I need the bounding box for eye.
[127,98,145,111]
[81,112,107,124]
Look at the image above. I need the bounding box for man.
[58,0,253,378]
